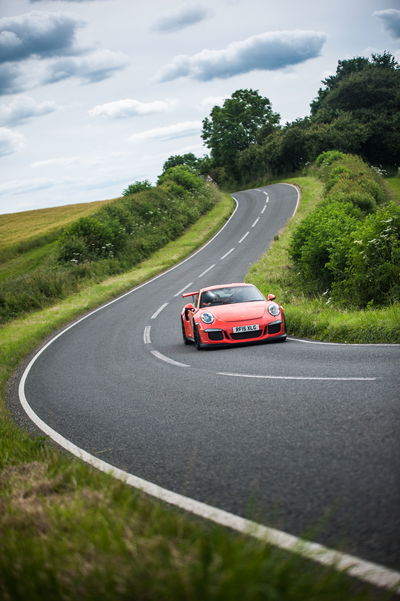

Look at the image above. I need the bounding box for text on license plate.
[233,324,260,333]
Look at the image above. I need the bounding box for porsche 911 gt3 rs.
[181,282,286,349]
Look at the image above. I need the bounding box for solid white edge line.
[238,231,249,243]
[16,374,400,592]
[220,247,235,261]
[174,282,194,297]
[218,372,376,382]
[198,263,215,278]
[252,217,260,228]
[150,350,189,368]
[17,367,400,592]
[17,186,400,592]
[283,182,300,218]
[287,337,400,347]
[151,302,168,320]
[143,326,151,345]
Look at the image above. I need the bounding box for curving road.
[19,184,400,581]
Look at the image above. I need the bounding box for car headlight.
[268,302,280,317]
[201,312,215,324]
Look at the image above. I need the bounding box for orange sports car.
[181,282,286,349]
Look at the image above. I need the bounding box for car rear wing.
[182,291,199,298]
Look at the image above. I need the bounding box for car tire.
[181,317,191,345]
[193,324,203,350]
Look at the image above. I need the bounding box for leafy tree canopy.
[162,153,202,173]
[201,89,280,172]
[122,180,152,197]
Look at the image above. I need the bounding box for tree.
[122,180,152,197]
[201,89,280,178]
[162,153,202,173]
[308,53,400,167]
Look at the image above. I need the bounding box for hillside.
[0,198,116,257]
[0,169,221,324]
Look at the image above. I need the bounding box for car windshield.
[200,286,264,307]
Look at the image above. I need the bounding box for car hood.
[204,301,267,322]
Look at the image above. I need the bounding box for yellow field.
[0,198,117,251]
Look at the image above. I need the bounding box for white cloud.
[156,30,327,82]
[0,11,84,63]
[31,151,126,169]
[43,49,129,84]
[90,98,174,119]
[130,121,202,142]
[0,127,25,156]
[0,96,56,126]
[153,5,209,33]
[374,9,400,39]
[0,177,55,195]
[0,12,128,94]
[198,95,227,111]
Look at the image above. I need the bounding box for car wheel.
[181,317,191,345]
[193,324,203,350]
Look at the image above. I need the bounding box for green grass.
[386,176,400,202]
[0,191,385,600]
[246,177,400,343]
[0,198,115,258]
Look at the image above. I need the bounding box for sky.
[0,0,399,214]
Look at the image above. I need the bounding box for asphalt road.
[21,184,400,572]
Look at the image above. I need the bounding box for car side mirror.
[184,303,195,320]
[267,294,276,301]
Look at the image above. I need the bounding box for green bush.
[58,217,126,263]
[314,150,346,169]
[331,202,400,305]
[289,152,394,306]
[157,165,203,191]
[122,180,152,196]
[289,201,361,293]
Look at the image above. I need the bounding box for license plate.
[233,324,260,333]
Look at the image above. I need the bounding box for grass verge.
[246,177,400,343]
[0,191,382,600]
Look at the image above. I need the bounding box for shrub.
[331,202,400,305]
[290,152,394,306]
[289,201,361,293]
[315,150,346,170]
[58,217,125,263]
[157,165,203,191]
[122,180,152,196]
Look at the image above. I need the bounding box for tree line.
[159,52,399,187]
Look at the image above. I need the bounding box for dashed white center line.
[261,205,266,214]
[238,231,249,244]
[151,302,168,320]
[143,326,151,344]
[174,282,194,297]
[252,217,260,228]
[220,247,235,260]
[198,264,215,278]
[263,191,269,199]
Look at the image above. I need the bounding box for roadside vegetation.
[0,167,218,324]
[247,154,400,343]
